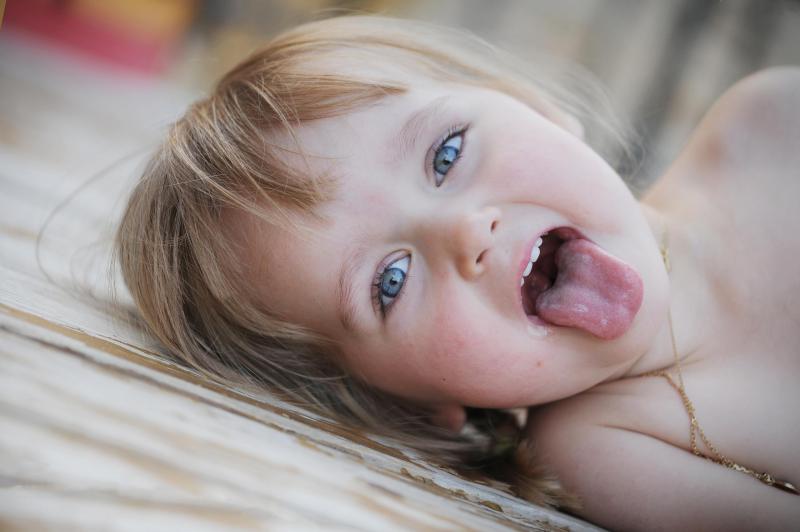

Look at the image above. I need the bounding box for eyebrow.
[336,242,368,333]
[336,96,450,333]
[393,95,452,164]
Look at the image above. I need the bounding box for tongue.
[534,239,643,339]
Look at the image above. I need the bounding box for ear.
[429,403,467,433]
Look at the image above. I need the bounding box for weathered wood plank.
[0,305,595,531]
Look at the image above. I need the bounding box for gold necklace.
[646,228,799,495]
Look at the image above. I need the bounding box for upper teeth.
[520,236,545,286]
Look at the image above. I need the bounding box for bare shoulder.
[697,67,800,167]
[714,66,800,116]
[646,67,800,204]
[525,390,800,530]
[647,67,800,219]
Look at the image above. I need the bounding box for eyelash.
[372,255,411,317]
[371,123,468,318]
[430,124,468,187]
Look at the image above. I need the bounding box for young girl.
[115,15,800,530]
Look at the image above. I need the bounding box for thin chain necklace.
[645,227,799,495]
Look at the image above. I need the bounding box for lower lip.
[526,314,550,326]
[526,314,553,338]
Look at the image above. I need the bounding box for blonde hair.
[116,14,627,510]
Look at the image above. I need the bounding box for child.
[115,15,800,529]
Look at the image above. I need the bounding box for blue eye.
[432,129,465,186]
[374,255,410,314]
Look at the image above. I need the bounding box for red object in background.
[4,0,195,74]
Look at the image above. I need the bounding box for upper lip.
[515,228,552,314]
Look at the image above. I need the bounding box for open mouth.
[517,226,645,340]
[520,227,580,318]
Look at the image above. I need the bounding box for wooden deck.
[0,32,598,531]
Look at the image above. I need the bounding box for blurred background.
[2,0,799,194]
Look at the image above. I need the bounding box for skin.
[236,67,800,528]
[527,67,800,529]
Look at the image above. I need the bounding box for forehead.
[265,84,460,226]
[289,83,449,161]
[232,83,466,333]
[225,99,394,284]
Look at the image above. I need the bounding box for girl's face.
[243,79,668,409]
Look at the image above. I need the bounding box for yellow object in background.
[71,0,195,41]
[4,0,197,74]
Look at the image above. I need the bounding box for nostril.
[490,220,498,232]
[476,250,486,264]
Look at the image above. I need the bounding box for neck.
[622,199,727,377]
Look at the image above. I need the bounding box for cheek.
[363,191,389,211]
[423,306,482,362]
[416,295,524,398]
[488,121,633,231]
[419,284,578,405]
[414,307,474,375]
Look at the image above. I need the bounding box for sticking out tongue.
[535,239,643,339]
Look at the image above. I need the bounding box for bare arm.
[526,402,800,531]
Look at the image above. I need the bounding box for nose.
[439,206,501,280]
